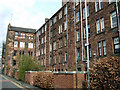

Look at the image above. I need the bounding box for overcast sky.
[0,0,62,58]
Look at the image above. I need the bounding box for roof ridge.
[10,26,36,30]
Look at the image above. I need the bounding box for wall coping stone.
[25,71,52,73]
[25,71,38,73]
[53,71,87,74]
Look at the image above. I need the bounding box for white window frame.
[95,0,103,12]
[50,20,52,26]
[15,32,18,38]
[42,27,44,33]
[41,48,43,55]
[84,25,90,38]
[77,30,80,41]
[113,37,120,53]
[83,5,89,19]
[59,24,62,34]
[50,44,52,52]
[65,52,67,62]
[45,25,47,32]
[59,10,62,19]
[98,42,102,56]
[100,18,105,32]
[14,41,18,47]
[20,33,25,38]
[53,42,56,50]
[28,43,33,48]
[110,11,117,28]
[53,16,57,24]
[97,20,100,33]
[76,0,79,6]
[64,6,67,15]
[64,20,67,31]
[102,40,106,56]
[109,0,115,4]
[20,42,25,48]
[76,12,79,22]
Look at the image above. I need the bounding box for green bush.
[17,55,44,81]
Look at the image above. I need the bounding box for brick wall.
[25,71,85,88]
[25,71,38,85]
[54,72,85,88]
[54,73,74,88]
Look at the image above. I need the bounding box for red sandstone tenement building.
[4,24,36,76]
[35,1,120,72]
[4,1,120,76]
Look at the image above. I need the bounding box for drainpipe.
[45,25,47,70]
[74,0,77,72]
[116,0,120,49]
[80,0,83,61]
[66,2,69,71]
[49,20,51,71]
[74,0,77,89]
[85,0,90,89]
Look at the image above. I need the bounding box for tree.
[17,55,44,81]
[89,56,120,89]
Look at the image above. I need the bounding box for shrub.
[34,72,54,89]
[89,56,120,89]
[17,55,44,81]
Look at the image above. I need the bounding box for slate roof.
[9,26,36,33]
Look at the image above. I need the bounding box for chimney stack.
[45,18,49,23]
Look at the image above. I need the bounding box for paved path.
[0,74,23,89]
[0,70,41,90]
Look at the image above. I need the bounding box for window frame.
[14,41,18,47]
[100,18,105,32]
[84,25,90,38]
[113,37,120,54]
[76,0,79,6]
[59,24,62,34]
[96,19,100,33]
[28,43,33,48]
[110,11,117,28]
[20,42,25,48]
[76,12,79,22]
[59,10,62,19]
[15,32,18,37]
[98,42,102,56]
[64,6,67,15]
[77,30,80,41]
[65,52,68,62]
[83,5,89,19]
[102,40,107,56]
[95,0,103,12]
[64,20,67,31]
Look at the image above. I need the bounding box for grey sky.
[0,0,62,58]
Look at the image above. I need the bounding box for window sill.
[76,40,80,43]
[110,26,118,31]
[108,2,115,6]
[76,21,80,25]
[96,31,105,36]
[95,8,104,13]
[82,16,90,21]
[83,37,90,40]
[96,55,107,59]
[75,4,79,7]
